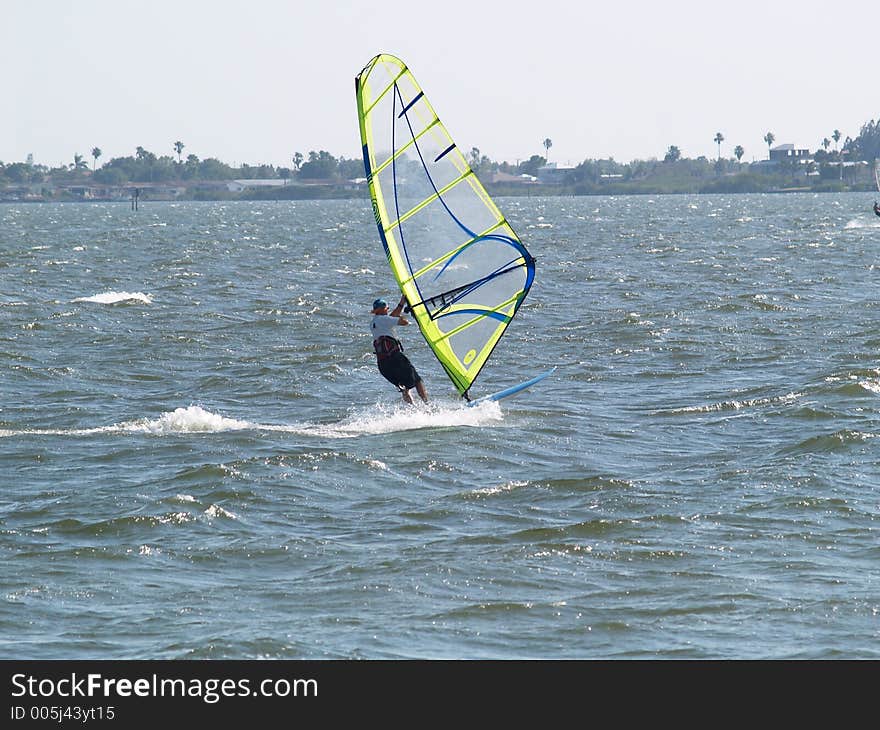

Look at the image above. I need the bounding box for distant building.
[0,183,44,201]
[486,171,537,185]
[536,163,575,184]
[226,179,290,192]
[122,182,186,197]
[769,144,810,163]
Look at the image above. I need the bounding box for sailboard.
[465,366,557,407]
[355,53,548,403]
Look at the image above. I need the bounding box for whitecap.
[122,406,252,434]
[857,380,880,395]
[72,291,153,304]
[665,391,802,414]
[844,217,880,229]
[301,399,504,439]
[204,505,236,519]
[0,401,505,440]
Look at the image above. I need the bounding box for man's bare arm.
[391,295,409,324]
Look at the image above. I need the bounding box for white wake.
[0,401,504,439]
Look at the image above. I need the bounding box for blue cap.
[372,298,387,310]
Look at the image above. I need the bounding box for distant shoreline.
[4,140,877,202]
[1,184,877,204]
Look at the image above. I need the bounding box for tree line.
[1,118,878,189]
[0,144,365,186]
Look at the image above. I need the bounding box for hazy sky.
[3,0,876,170]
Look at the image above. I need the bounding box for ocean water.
[2,194,879,659]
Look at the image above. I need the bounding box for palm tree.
[831,130,843,180]
[292,152,303,172]
[734,145,744,162]
[72,154,88,177]
[714,132,724,160]
[832,129,850,180]
[543,138,552,162]
[764,132,775,159]
[822,137,830,153]
[469,147,481,170]
[173,141,184,164]
[91,147,102,170]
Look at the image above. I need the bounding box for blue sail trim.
[517,254,536,315]
[398,91,424,117]
[434,143,455,162]
[436,308,511,323]
[362,142,392,263]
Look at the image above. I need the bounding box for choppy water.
[2,194,880,659]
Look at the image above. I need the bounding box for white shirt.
[370,314,402,340]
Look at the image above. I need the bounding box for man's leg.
[416,381,428,403]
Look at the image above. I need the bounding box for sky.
[3,0,877,171]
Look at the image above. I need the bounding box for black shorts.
[377,352,422,390]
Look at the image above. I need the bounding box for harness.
[373,335,403,361]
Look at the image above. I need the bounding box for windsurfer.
[370,295,428,404]
[873,201,880,217]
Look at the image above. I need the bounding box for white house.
[225,179,290,192]
[536,163,575,184]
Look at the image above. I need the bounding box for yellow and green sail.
[355,53,535,398]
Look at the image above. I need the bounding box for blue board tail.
[466,367,556,407]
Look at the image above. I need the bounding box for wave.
[72,291,153,304]
[823,370,880,396]
[781,429,878,454]
[0,401,504,440]
[121,406,252,434]
[0,406,259,438]
[830,380,880,397]
[844,218,880,229]
[660,391,802,415]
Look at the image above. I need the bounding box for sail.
[874,158,880,193]
[355,53,535,397]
